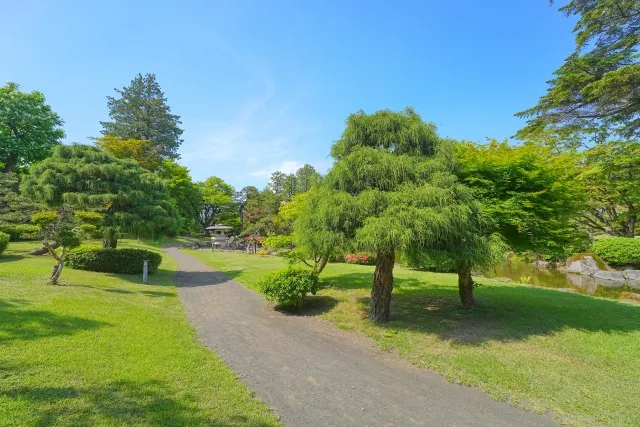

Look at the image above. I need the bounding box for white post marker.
[143,260,148,284]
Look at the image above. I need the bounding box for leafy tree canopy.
[94,135,162,171]
[101,73,183,160]
[456,140,589,259]
[577,139,640,237]
[301,108,505,320]
[0,82,64,173]
[197,176,237,233]
[517,0,640,144]
[22,144,181,247]
[157,160,203,233]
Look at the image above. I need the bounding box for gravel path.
[167,248,557,427]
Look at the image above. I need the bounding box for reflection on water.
[489,258,640,300]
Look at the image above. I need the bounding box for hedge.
[66,247,163,274]
[592,237,640,267]
[0,223,40,241]
[0,232,9,255]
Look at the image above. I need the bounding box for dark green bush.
[592,237,640,267]
[0,232,9,255]
[259,268,319,308]
[403,251,456,273]
[0,223,40,241]
[66,247,162,274]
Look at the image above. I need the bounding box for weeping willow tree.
[22,144,181,248]
[309,108,506,321]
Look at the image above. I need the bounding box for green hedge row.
[0,223,40,241]
[66,247,163,274]
[592,237,640,267]
[0,232,9,255]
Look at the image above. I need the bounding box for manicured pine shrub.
[66,247,162,274]
[259,268,319,308]
[0,232,9,255]
[592,237,640,267]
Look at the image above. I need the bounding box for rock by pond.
[489,257,640,300]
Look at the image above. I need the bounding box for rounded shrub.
[259,268,319,308]
[592,237,640,267]
[0,232,9,255]
[66,247,162,274]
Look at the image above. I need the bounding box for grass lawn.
[188,250,640,427]
[0,240,280,427]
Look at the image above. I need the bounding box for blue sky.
[1,1,576,189]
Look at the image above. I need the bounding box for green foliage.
[31,210,61,228]
[74,210,104,226]
[330,107,439,159]
[66,247,162,274]
[94,135,162,171]
[22,144,181,243]
[259,268,319,308]
[0,173,43,229]
[0,223,40,241]
[59,230,82,249]
[403,251,456,273]
[0,82,65,173]
[0,231,9,254]
[295,164,320,193]
[456,140,589,259]
[517,1,640,144]
[578,140,640,237]
[592,237,640,267]
[262,235,294,250]
[198,176,237,232]
[157,160,202,232]
[100,73,183,160]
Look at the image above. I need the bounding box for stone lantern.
[206,224,234,249]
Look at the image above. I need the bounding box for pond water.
[488,259,640,300]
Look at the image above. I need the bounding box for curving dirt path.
[166,247,557,427]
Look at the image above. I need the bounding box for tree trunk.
[30,241,60,256]
[102,227,118,248]
[457,262,476,309]
[623,204,636,237]
[44,242,66,284]
[315,255,329,275]
[1,154,18,173]
[370,251,395,323]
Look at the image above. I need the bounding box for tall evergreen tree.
[517,0,640,143]
[0,82,64,173]
[22,144,181,248]
[295,164,319,193]
[101,74,183,160]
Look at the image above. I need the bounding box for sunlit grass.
[190,250,640,427]
[0,241,280,426]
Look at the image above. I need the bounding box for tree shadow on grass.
[0,254,26,264]
[329,273,640,345]
[1,379,276,427]
[0,300,109,344]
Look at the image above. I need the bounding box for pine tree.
[22,144,181,248]
[101,74,183,160]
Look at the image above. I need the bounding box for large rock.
[592,270,626,282]
[566,253,609,275]
[623,270,640,281]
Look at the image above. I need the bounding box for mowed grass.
[0,241,280,427]
[189,250,640,427]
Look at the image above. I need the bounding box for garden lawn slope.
[189,250,640,427]
[0,241,280,426]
